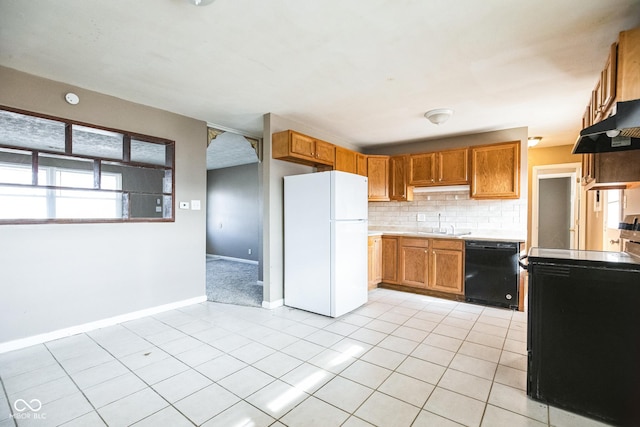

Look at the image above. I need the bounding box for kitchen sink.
[417,231,472,238]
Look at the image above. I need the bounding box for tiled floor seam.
[40,338,112,426]
[0,375,17,427]
[81,329,219,426]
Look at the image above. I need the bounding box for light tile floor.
[0,289,614,427]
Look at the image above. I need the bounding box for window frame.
[0,105,175,224]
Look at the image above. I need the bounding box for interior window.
[0,106,175,224]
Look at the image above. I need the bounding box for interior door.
[603,189,622,252]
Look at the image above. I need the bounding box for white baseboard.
[207,254,258,265]
[262,299,284,309]
[0,295,207,354]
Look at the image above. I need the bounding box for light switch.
[179,201,190,209]
[155,206,162,213]
[191,200,201,210]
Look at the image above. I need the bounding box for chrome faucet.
[438,213,441,232]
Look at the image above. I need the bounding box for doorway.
[532,163,582,249]
[602,189,623,252]
[205,128,262,307]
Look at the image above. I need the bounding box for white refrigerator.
[284,170,368,317]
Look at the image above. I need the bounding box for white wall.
[369,190,527,234]
[0,67,207,347]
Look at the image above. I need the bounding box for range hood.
[572,99,640,154]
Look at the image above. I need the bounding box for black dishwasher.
[464,240,520,309]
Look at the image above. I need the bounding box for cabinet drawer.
[401,237,429,248]
[432,239,463,251]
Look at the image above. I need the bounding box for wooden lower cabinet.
[400,238,429,288]
[381,236,399,284]
[368,235,382,289]
[429,239,464,295]
[382,235,464,296]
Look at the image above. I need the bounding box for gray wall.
[207,163,259,261]
[539,177,571,249]
[0,66,207,345]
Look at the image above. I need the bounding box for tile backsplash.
[368,190,527,234]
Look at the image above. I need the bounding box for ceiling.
[1,0,640,151]
[207,132,258,170]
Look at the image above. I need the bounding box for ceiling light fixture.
[528,136,542,147]
[188,0,215,5]
[424,109,453,125]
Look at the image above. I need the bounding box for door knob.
[609,239,620,245]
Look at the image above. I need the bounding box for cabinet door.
[368,236,382,289]
[409,153,436,185]
[381,237,398,284]
[290,132,315,158]
[356,154,368,176]
[437,148,469,185]
[471,141,520,199]
[581,153,595,185]
[314,139,335,165]
[335,147,357,174]
[373,237,382,284]
[389,156,413,201]
[600,43,617,116]
[367,156,390,201]
[429,248,464,295]
[400,245,429,288]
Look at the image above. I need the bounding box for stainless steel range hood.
[572,99,640,154]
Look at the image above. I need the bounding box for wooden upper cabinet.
[335,146,357,174]
[314,139,335,164]
[272,130,335,167]
[389,155,413,201]
[409,148,468,187]
[599,42,617,117]
[367,155,390,201]
[591,42,617,124]
[617,26,640,102]
[437,148,469,185]
[470,141,520,199]
[409,153,436,185]
[356,153,368,176]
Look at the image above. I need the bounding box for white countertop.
[369,230,526,243]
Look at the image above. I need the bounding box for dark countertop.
[528,247,640,268]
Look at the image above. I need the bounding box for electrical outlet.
[417,213,426,222]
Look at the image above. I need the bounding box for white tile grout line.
[0,289,549,427]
